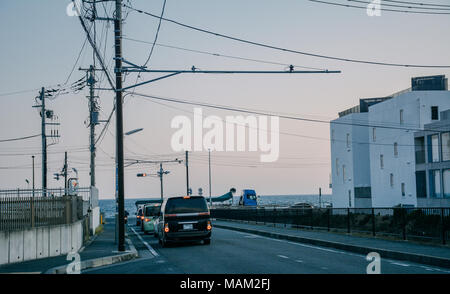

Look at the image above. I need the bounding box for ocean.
[99,194,332,218]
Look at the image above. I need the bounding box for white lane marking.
[231,228,353,256]
[277,255,289,259]
[295,260,303,263]
[286,241,341,254]
[221,228,450,273]
[419,265,450,273]
[389,262,410,267]
[244,235,259,238]
[130,227,159,257]
[420,266,433,271]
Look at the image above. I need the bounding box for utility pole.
[88,65,97,188]
[158,163,170,202]
[64,151,68,193]
[208,149,212,208]
[159,163,164,201]
[40,87,47,196]
[33,87,60,196]
[319,187,322,209]
[114,0,125,252]
[185,151,189,196]
[32,155,35,198]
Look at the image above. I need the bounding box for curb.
[214,222,450,269]
[45,238,138,274]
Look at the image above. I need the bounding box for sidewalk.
[213,219,450,268]
[0,220,136,274]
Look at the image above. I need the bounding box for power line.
[382,0,450,8]
[140,0,167,68]
[0,88,42,97]
[348,0,450,10]
[135,92,432,148]
[0,134,40,143]
[128,91,446,133]
[128,0,168,103]
[75,1,116,91]
[123,37,327,71]
[124,3,450,68]
[308,0,450,15]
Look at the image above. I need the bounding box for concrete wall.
[90,206,100,235]
[0,221,83,266]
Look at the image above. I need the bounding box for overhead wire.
[307,0,450,15]
[124,3,450,68]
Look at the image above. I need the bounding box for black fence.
[0,195,84,231]
[211,207,450,245]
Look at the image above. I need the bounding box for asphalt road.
[83,222,450,274]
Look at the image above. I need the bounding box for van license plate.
[183,224,193,230]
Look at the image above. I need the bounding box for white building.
[330,75,449,208]
[330,98,388,208]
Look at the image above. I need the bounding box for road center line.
[130,227,159,257]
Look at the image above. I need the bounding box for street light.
[125,128,144,136]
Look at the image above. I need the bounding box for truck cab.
[238,189,258,206]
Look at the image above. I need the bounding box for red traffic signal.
[136,173,147,177]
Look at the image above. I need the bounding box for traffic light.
[137,173,147,177]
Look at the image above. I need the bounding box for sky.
[1,0,450,199]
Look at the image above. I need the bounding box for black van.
[157,196,212,247]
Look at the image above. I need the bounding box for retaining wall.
[0,220,83,265]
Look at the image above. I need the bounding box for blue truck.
[238,189,258,206]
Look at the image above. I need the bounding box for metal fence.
[0,187,91,202]
[211,207,450,245]
[0,195,84,231]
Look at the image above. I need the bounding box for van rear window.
[145,205,160,216]
[165,197,208,214]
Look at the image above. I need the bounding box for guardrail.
[0,195,84,231]
[211,207,450,245]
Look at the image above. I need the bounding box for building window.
[443,169,450,198]
[401,183,405,197]
[372,128,376,142]
[342,165,346,183]
[331,129,335,143]
[346,133,350,148]
[431,134,440,163]
[431,106,439,120]
[380,154,384,169]
[348,190,352,207]
[431,170,441,198]
[416,171,427,198]
[336,158,339,176]
[415,136,425,164]
[400,109,404,125]
[394,142,398,157]
[442,132,450,161]
[390,173,394,187]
